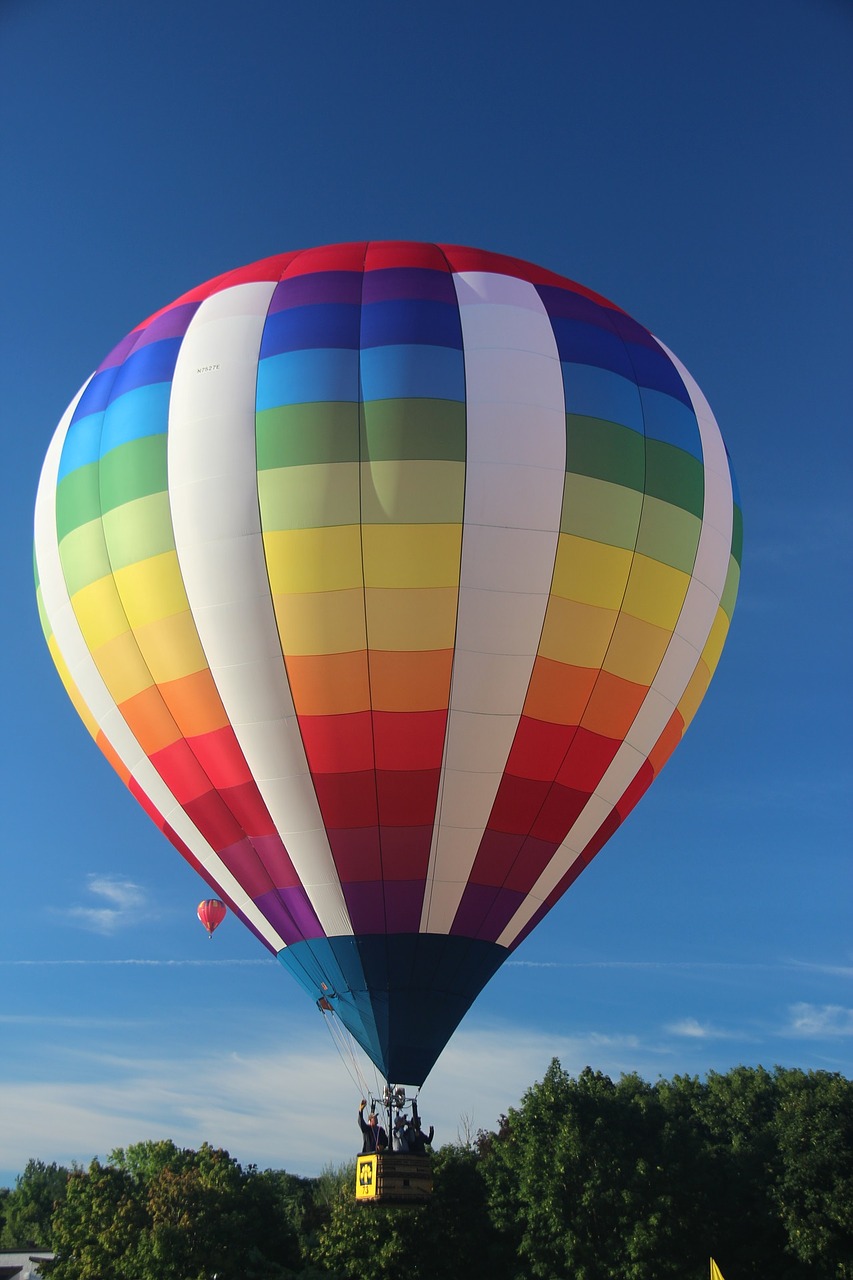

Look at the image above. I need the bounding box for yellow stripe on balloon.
[113,551,190,629]
[621,554,690,630]
[551,535,633,609]
[273,588,367,656]
[702,606,731,677]
[265,526,363,593]
[602,611,672,684]
[678,657,712,728]
[92,629,156,704]
[362,524,462,589]
[71,574,133,649]
[130,611,209,684]
[364,587,459,650]
[538,597,618,668]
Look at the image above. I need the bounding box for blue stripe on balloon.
[360,299,463,350]
[562,362,644,433]
[359,344,465,403]
[73,367,117,417]
[256,348,360,408]
[639,387,702,457]
[548,316,635,381]
[278,933,507,1086]
[260,303,362,357]
[57,410,106,480]
[109,337,183,398]
[624,340,692,406]
[100,382,171,455]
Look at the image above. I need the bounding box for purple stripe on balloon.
[244,832,308,890]
[94,302,200,373]
[342,880,386,934]
[255,885,325,944]
[96,331,143,374]
[219,839,277,897]
[381,880,425,933]
[133,301,201,349]
[465,831,560,906]
[536,283,623,330]
[450,882,526,942]
[467,830,526,883]
[362,267,456,305]
[268,272,363,312]
[474,886,530,943]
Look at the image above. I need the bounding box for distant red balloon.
[197,898,227,938]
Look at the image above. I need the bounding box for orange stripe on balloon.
[159,668,231,737]
[524,660,599,725]
[285,651,370,716]
[120,685,183,755]
[581,670,650,739]
[96,730,131,785]
[648,708,684,775]
[368,648,453,712]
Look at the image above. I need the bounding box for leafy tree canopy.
[5,1063,850,1280]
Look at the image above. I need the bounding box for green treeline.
[1,1062,850,1279]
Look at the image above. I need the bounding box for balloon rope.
[319,1005,371,1098]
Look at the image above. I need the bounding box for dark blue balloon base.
[277,933,508,1086]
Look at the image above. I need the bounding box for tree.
[42,1143,301,1280]
[0,1159,71,1248]
[478,1061,684,1280]
[772,1068,853,1277]
[41,1160,146,1279]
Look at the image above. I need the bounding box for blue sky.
[1,0,851,1185]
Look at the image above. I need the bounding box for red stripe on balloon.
[505,717,579,780]
[556,727,622,791]
[364,241,453,271]
[439,244,624,309]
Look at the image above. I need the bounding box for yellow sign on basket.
[355,1154,378,1200]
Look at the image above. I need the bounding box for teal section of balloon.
[278,934,507,1085]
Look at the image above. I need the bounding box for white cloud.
[0,1019,694,1183]
[788,960,853,980]
[86,876,146,909]
[4,994,851,1186]
[665,1017,736,1040]
[787,1003,853,1038]
[62,876,149,934]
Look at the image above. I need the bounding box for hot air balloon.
[197,897,227,938]
[34,241,741,1090]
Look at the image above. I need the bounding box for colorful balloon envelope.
[34,242,741,1085]
[197,898,227,938]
